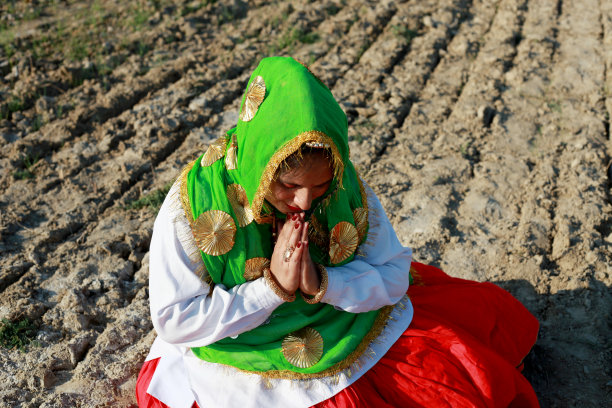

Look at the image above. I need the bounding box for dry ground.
[0,0,611,406]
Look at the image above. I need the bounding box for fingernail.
[295,222,300,229]
[297,242,301,248]
[292,214,297,220]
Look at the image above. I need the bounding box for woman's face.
[267,152,333,214]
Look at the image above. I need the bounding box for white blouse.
[145,180,414,408]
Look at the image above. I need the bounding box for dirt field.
[0,0,610,406]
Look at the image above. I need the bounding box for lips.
[286,204,301,211]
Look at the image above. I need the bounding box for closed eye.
[282,182,297,188]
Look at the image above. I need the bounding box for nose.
[293,188,313,211]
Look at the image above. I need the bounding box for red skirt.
[136,262,539,407]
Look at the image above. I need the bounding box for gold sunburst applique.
[281,327,324,368]
[227,183,254,227]
[329,221,359,264]
[239,75,266,122]
[193,210,236,256]
[225,133,238,170]
[353,208,368,243]
[201,137,227,167]
[244,257,270,281]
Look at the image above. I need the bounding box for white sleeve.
[321,184,412,312]
[148,182,284,348]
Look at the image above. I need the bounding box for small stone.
[0,60,10,76]
[584,252,597,263]
[188,94,207,111]
[42,370,57,388]
[182,21,199,38]
[68,335,92,366]
[477,105,495,127]
[161,117,179,132]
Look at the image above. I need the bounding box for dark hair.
[276,145,332,177]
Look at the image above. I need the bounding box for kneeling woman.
[136,57,539,408]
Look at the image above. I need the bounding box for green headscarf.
[178,57,392,379]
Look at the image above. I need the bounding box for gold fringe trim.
[176,215,206,267]
[252,131,344,224]
[168,163,212,288]
[244,257,270,281]
[353,207,368,243]
[361,182,381,251]
[167,170,203,267]
[357,173,369,215]
[308,215,329,248]
[312,182,340,216]
[223,303,395,380]
[179,160,196,223]
[410,265,425,286]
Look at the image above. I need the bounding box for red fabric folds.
[313,262,539,408]
[136,262,539,407]
[136,357,200,408]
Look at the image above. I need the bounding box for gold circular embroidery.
[201,137,226,167]
[244,257,270,281]
[225,134,238,170]
[329,221,358,264]
[281,327,324,368]
[239,75,266,122]
[193,210,236,256]
[227,184,254,227]
[353,207,368,243]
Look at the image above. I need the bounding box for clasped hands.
[269,213,320,296]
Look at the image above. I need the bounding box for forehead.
[278,153,333,183]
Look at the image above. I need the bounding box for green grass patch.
[180,0,216,15]
[270,8,291,30]
[13,153,40,180]
[391,25,418,44]
[269,28,320,54]
[68,34,90,61]
[547,100,562,113]
[137,41,150,57]
[132,8,149,29]
[31,115,44,131]
[8,96,24,112]
[125,182,172,211]
[0,29,16,58]
[0,318,38,351]
[217,6,236,26]
[1,96,25,120]
[326,4,341,16]
[460,141,472,159]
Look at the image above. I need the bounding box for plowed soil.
[1,0,610,406]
